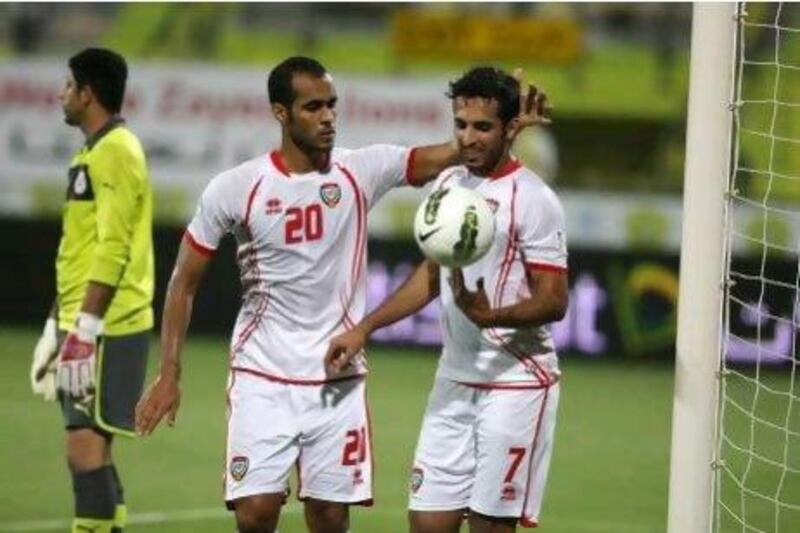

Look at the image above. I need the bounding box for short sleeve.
[337,144,414,209]
[185,173,241,256]
[517,185,568,272]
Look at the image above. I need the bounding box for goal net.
[716,2,800,531]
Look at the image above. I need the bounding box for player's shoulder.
[206,155,268,195]
[93,125,144,160]
[514,164,561,206]
[435,165,470,187]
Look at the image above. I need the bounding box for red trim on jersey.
[269,150,290,177]
[520,385,551,529]
[336,163,367,330]
[405,147,420,186]
[232,366,366,386]
[458,380,553,390]
[525,262,567,273]
[244,175,265,229]
[232,287,271,355]
[490,158,522,180]
[184,230,215,257]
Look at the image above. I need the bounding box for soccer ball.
[413,185,495,268]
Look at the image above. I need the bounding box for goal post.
[668,4,738,533]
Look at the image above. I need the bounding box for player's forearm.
[408,141,460,184]
[158,274,198,381]
[488,295,568,329]
[79,281,116,318]
[362,261,439,334]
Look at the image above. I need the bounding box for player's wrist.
[74,312,104,339]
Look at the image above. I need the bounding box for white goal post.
[668,4,737,533]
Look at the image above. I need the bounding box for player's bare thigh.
[304,498,349,533]
[232,493,283,533]
[409,509,463,533]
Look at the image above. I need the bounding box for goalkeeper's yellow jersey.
[56,117,154,336]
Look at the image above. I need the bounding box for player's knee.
[304,499,349,533]
[66,428,110,472]
[233,496,280,533]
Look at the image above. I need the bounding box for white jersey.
[186,145,417,382]
[434,159,568,386]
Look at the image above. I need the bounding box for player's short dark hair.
[68,48,128,114]
[447,67,520,124]
[268,56,328,107]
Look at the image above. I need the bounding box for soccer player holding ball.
[30,48,153,533]
[133,57,547,532]
[326,67,566,532]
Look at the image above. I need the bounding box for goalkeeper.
[30,48,153,533]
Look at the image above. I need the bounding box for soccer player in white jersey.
[133,57,548,532]
[326,66,567,532]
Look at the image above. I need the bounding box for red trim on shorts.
[232,366,366,386]
[405,147,420,186]
[525,262,567,273]
[520,385,551,528]
[222,368,238,498]
[458,380,553,390]
[269,150,290,177]
[364,381,375,507]
[490,158,522,180]
[184,230,215,257]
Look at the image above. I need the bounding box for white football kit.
[409,159,568,527]
[185,145,418,506]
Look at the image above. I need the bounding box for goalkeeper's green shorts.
[58,330,149,438]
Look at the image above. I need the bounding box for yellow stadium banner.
[392,11,584,64]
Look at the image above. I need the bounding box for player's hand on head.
[448,270,494,327]
[56,312,102,401]
[325,326,368,376]
[135,374,181,436]
[509,68,552,141]
[31,317,59,401]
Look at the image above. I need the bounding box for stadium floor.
[3,326,675,532]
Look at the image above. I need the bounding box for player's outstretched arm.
[325,260,440,375]
[408,71,551,185]
[135,238,211,436]
[449,268,567,329]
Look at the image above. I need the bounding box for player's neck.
[278,142,331,174]
[80,109,114,140]
[473,150,513,178]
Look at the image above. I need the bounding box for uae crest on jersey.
[230,456,249,481]
[485,198,500,213]
[320,182,341,208]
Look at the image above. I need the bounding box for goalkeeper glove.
[56,312,103,400]
[30,317,58,401]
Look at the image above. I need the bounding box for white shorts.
[224,369,373,507]
[408,378,560,528]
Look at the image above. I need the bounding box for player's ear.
[505,117,521,141]
[272,103,289,126]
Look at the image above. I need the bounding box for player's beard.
[465,140,508,176]
[288,121,334,160]
[62,105,82,127]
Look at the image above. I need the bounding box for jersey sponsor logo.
[266,197,283,215]
[230,455,249,481]
[66,165,95,201]
[501,483,517,501]
[410,466,424,493]
[320,182,342,208]
[486,198,500,213]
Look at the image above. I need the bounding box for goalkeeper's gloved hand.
[30,317,58,401]
[56,312,103,400]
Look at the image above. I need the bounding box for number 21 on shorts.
[342,427,368,465]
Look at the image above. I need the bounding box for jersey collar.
[488,158,522,180]
[85,115,125,150]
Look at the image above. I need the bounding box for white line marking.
[1,505,660,532]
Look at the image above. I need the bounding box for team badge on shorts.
[320,183,342,208]
[501,483,517,501]
[410,467,424,493]
[230,456,249,482]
